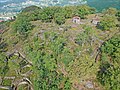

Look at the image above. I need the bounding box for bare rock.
[85,81,94,89]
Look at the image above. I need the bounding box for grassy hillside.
[0,5,120,90]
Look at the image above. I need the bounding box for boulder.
[85,81,94,89]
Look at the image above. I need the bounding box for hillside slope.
[0,6,120,90]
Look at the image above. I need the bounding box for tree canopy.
[97,34,120,90]
[98,15,117,30]
[11,17,33,35]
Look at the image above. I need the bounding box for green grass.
[2,79,12,86]
[0,12,119,90]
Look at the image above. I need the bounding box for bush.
[54,13,66,25]
[116,10,120,21]
[12,17,33,35]
[102,8,117,15]
[98,35,120,90]
[75,5,96,19]
[98,15,117,30]
[21,5,41,13]
[97,63,120,90]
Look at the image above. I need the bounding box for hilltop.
[0,5,120,90]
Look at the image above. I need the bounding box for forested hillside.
[0,5,120,90]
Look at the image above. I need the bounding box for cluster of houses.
[72,15,100,25]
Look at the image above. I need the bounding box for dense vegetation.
[14,5,95,25]
[0,5,120,90]
[98,35,120,90]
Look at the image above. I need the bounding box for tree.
[18,6,41,21]
[116,10,120,17]
[75,26,94,46]
[63,6,75,18]
[98,15,117,30]
[54,13,66,25]
[12,17,33,35]
[75,32,88,46]
[17,13,37,21]
[101,34,120,63]
[33,50,67,90]
[75,5,96,19]
[64,78,71,90]
[98,34,120,90]
[60,47,74,66]
[39,12,51,22]
[38,7,61,22]
[0,38,7,52]
[0,53,9,77]
[21,5,41,13]
[116,10,120,21]
[97,63,120,90]
[102,8,117,15]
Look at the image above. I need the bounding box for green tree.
[103,8,117,15]
[0,38,8,52]
[98,15,117,30]
[0,53,9,77]
[101,34,120,63]
[98,34,120,90]
[75,5,96,19]
[75,32,88,46]
[18,6,41,21]
[22,5,41,13]
[75,26,94,46]
[38,7,61,22]
[116,10,120,21]
[39,12,51,22]
[63,6,75,18]
[97,63,120,90]
[33,51,65,90]
[54,13,66,25]
[12,17,33,35]
[64,78,71,90]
